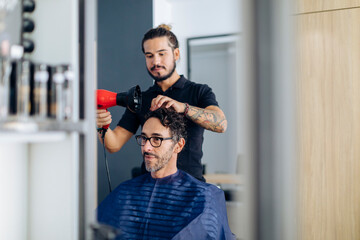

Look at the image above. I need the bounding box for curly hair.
[144,108,187,143]
[141,24,179,53]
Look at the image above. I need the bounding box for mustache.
[143,152,159,158]
[151,65,165,71]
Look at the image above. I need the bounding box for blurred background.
[1,0,360,239]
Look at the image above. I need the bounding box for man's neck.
[151,160,178,179]
[151,168,177,179]
[156,72,181,92]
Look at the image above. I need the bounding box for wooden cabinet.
[296,0,360,14]
[297,4,360,240]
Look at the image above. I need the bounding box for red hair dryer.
[97,85,142,130]
[97,86,141,193]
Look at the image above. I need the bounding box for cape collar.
[150,170,181,184]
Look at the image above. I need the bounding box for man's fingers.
[97,110,110,118]
[156,97,169,107]
[97,114,111,122]
[165,101,175,109]
[154,95,167,106]
[150,95,183,112]
[151,95,168,110]
[150,95,184,112]
[97,114,112,128]
[97,109,110,113]
[150,96,162,109]
[96,110,112,127]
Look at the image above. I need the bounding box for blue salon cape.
[97,170,235,239]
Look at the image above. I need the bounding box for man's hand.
[150,95,186,113]
[150,95,227,133]
[96,109,112,128]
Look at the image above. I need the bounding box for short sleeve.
[197,84,219,109]
[117,108,141,134]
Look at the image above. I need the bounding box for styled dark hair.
[144,108,187,143]
[141,24,179,53]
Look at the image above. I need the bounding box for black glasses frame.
[135,135,173,148]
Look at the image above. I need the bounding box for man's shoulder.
[182,78,215,95]
[183,78,207,88]
[179,170,222,194]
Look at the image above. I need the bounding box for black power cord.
[100,128,112,193]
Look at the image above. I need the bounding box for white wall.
[30,0,78,65]
[153,0,241,76]
[28,137,78,240]
[0,143,28,240]
[153,0,172,29]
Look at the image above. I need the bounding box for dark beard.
[143,147,173,172]
[147,62,176,82]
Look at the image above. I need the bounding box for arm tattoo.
[186,106,227,133]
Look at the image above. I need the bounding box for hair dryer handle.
[102,109,110,130]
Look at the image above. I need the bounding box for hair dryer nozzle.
[96,86,142,112]
[97,89,117,109]
[116,85,142,113]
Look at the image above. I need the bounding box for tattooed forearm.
[186,105,227,133]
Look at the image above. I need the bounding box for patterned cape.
[97,170,235,240]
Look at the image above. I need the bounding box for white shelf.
[0,131,68,143]
[0,119,88,143]
[0,118,88,133]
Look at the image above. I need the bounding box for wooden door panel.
[297,8,360,240]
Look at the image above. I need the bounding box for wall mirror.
[187,34,242,175]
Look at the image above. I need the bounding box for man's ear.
[174,138,185,153]
[174,48,180,61]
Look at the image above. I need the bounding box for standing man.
[97,24,227,181]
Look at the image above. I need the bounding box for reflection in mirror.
[188,34,241,175]
[0,1,22,119]
[0,0,22,56]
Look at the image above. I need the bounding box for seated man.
[97,108,235,239]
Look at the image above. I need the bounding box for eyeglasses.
[135,135,173,148]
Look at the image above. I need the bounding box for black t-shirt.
[118,75,219,181]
